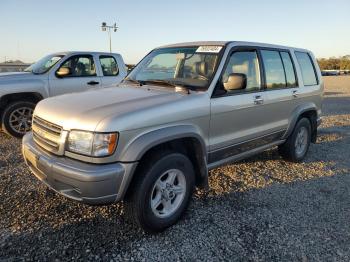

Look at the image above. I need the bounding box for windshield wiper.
[142,79,199,91]
[123,78,145,86]
[125,78,198,93]
[124,79,178,88]
[141,79,177,87]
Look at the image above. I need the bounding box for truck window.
[261,50,286,89]
[100,56,119,76]
[59,55,96,77]
[295,52,318,86]
[280,52,297,87]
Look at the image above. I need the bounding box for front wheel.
[1,101,35,138]
[125,151,195,233]
[278,118,311,162]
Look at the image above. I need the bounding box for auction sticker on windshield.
[196,46,223,53]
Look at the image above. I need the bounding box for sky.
[1,0,349,64]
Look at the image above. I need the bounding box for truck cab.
[0,51,127,137]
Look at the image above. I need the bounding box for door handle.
[292,90,299,98]
[87,81,99,86]
[254,95,264,105]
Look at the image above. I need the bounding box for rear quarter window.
[295,52,318,86]
[280,52,297,87]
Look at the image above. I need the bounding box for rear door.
[209,48,269,164]
[258,49,299,134]
[48,54,101,96]
[98,55,126,87]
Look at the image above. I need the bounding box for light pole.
[101,22,118,53]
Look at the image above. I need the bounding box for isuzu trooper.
[22,41,323,232]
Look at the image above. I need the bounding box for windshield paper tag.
[196,46,222,53]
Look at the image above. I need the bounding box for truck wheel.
[278,118,311,162]
[1,101,35,138]
[125,151,195,233]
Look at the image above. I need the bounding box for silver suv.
[22,41,323,232]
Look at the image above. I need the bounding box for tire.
[125,151,195,233]
[278,118,311,162]
[1,101,35,138]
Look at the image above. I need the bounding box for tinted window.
[280,52,297,87]
[59,55,96,77]
[295,52,318,86]
[100,56,119,76]
[221,51,261,92]
[261,50,286,89]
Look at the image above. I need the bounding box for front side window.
[219,51,261,93]
[126,46,222,90]
[295,51,318,86]
[261,50,286,89]
[100,56,119,76]
[25,54,63,74]
[59,55,96,77]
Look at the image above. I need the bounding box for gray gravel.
[0,76,350,261]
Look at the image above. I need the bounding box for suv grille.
[32,116,63,154]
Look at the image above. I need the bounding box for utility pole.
[101,22,118,53]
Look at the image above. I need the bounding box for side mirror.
[223,73,247,91]
[56,67,71,77]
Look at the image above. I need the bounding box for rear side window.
[100,56,119,76]
[280,52,297,87]
[295,52,318,86]
[261,50,286,89]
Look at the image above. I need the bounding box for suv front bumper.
[22,132,136,205]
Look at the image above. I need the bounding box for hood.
[0,71,32,78]
[34,85,195,131]
[0,71,46,86]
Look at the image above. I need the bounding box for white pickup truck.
[0,51,127,137]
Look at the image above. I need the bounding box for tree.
[317,56,350,70]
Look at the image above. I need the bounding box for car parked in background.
[0,51,127,137]
[23,41,323,232]
[321,70,340,76]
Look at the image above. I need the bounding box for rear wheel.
[278,118,311,162]
[125,151,195,233]
[1,101,35,138]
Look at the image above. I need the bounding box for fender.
[119,124,208,162]
[283,102,318,140]
[116,125,209,199]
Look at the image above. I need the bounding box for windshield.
[126,46,223,90]
[25,54,64,74]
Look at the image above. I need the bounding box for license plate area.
[26,148,38,168]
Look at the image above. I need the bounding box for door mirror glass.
[224,73,247,91]
[56,67,71,77]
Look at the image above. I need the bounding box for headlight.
[67,131,118,157]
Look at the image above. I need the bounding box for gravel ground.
[0,76,350,261]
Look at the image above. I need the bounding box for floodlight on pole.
[101,22,118,52]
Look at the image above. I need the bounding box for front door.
[49,54,101,96]
[209,48,279,164]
